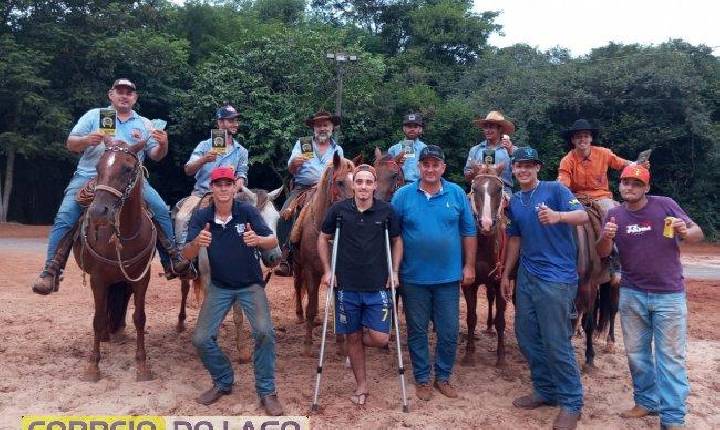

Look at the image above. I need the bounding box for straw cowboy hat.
[305,109,341,127]
[473,110,516,135]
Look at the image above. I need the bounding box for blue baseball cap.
[419,145,445,162]
[216,104,240,120]
[511,147,543,166]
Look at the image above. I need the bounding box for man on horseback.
[31,78,192,295]
[175,103,249,245]
[464,110,516,194]
[597,165,703,430]
[318,164,402,406]
[274,109,344,277]
[184,166,283,415]
[501,147,589,430]
[386,113,427,183]
[391,145,476,401]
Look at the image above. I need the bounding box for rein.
[470,173,508,280]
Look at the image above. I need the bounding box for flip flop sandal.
[350,392,369,406]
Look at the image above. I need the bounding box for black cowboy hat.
[561,119,599,141]
[305,110,341,127]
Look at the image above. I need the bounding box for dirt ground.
[1,223,719,429]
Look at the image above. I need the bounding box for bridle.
[470,174,506,232]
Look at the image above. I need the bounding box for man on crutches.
[316,164,403,407]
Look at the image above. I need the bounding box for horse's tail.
[107,282,132,334]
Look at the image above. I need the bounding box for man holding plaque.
[274,109,344,276]
[32,78,192,294]
[464,110,516,194]
[176,104,249,245]
[597,165,703,429]
[387,113,427,183]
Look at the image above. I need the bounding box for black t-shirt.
[187,201,273,289]
[321,198,401,291]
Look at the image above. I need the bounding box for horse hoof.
[460,355,476,367]
[496,358,508,368]
[295,316,304,324]
[303,344,313,357]
[237,351,252,364]
[485,329,496,337]
[582,363,598,374]
[80,371,101,383]
[136,371,154,382]
[176,322,185,333]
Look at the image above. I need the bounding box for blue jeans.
[515,265,583,414]
[45,174,175,265]
[619,288,689,427]
[191,282,276,396]
[401,281,459,384]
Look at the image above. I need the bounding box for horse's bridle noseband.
[471,174,506,232]
[93,145,143,206]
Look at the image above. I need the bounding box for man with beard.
[31,78,192,294]
[501,147,588,430]
[274,110,344,276]
[386,113,427,182]
[597,165,703,430]
[318,164,402,406]
[175,103,249,246]
[464,110,516,194]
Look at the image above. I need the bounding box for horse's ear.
[374,147,383,163]
[268,186,284,201]
[130,140,146,154]
[333,151,342,169]
[240,185,254,196]
[495,162,506,176]
[351,154,363,166]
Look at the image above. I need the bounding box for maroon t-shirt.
[606,196,693,293]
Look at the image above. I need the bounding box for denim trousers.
[515,265,584,414]
[191,282,276,396]
[46,174,175,265]
[619,287,689,426]
[401,281,459,384]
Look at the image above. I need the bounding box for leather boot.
[273,245,293,277]
[32,223,79,295]
[152,218,194,280]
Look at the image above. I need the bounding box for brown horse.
[73,141,156,382]
[462,164,511,367]
[292,152,355,356]
[373,147,405,202]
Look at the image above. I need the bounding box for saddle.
[576,195,612,285]
[280,186,316,221]
[75,178,97,207]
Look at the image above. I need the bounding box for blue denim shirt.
[187,138,249,195]
[288,138,344,186]
[464,140,513,191]
[387,138,426,182]
[69,107,158,178]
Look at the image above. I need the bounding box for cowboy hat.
[473,110,515,135]
[305,110,341,127]
[561,119,599,141]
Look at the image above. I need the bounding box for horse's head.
[470,162,506,235]
[321,151,355,203]
[88,140,143,228]
[238,185,284,234]
[373,147,404,202]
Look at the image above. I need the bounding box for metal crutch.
[384,219,409,413]
[311,215,342,412]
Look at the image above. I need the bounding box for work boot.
[512,393,556,410]
[415,383,433,401]
[32,224,78,295]
[260,394,284,416]
[153,218,193,279]
[552,410,581,430]
[196,386,231,405]
[620,404,656,418]
[434,380,458,398]
[273,245,293,277]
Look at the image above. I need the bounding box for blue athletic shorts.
[335,289,392,335]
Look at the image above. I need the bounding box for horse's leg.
[485,282,496,335]
[302,269,316,357]
[233,301,251,363]
[495,281,509,367]
[81,281,105,382]
[294,268,304,324]
[133,281,153,381]
[177,279,190,332]
[461,284,478,366]
[582,283,598,372]
[606,283,620,353]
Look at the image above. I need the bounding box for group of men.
[31,78,703,429]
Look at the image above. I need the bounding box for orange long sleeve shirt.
[557,146,628,199]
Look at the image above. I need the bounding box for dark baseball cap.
[511,146,543,166]
[403,113,424,126]
[419,145,445,162]
[216,104,240,120]
[111,78,136,91]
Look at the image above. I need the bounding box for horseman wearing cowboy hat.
[464,110,517,194]
[274,109,344,276]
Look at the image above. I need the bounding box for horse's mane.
[313,154,354,212]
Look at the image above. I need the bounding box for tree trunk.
[0,148,15,222]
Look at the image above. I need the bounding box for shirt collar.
[415,178,446,197]
[351,197,377,213]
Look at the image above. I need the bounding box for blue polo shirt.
[186,138,249,195]
[387,138,427,182]
[69,107,159,178]
[187,201,273,289]
[464,140,513,191]
[288,138,344,186]
[506,181,584,284]
[391,178,476,284]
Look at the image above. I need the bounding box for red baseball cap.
[210,166,236,183]
[620,164,650,185]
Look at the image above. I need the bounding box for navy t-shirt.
[187,201,273,289]
[506,181,584,284]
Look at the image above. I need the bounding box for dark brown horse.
[292,152,355,356]
[462,164,511,367]
[373,147,405,202]
[73,141,156,382]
